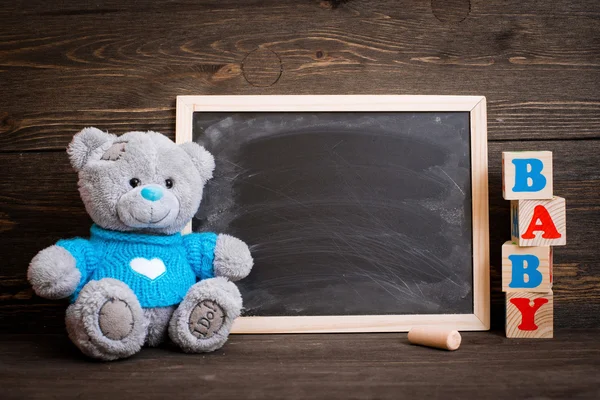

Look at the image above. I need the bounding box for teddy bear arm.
[213,234,254,282]
[28,245,82,299]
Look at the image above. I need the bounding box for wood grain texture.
[511,197,566,246]
[0,0,599,335]
[241,48,283,87]
[1,0,599,151]
[232,315,486,334]
[506,291,553,338]
[470,98,490,329]
[431,0,471,24]
[1,331,599,400]
[502,151,553,200]
[183,94,485,111]
[502,242,552,293]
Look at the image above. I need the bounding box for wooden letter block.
[502,151,553,200]
[502,242,552,292]
[511,196,566,246]
[506,291,553,338]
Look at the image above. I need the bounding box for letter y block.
[506,291,553,338]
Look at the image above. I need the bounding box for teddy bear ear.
[67,127,116,171]
[179,142,216,182]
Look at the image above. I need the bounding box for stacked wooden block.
[502,151,566,338]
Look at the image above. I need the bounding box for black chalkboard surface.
[179,95,489,333]
[193,112,472,311]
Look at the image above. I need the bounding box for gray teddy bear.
[27,128,253,361]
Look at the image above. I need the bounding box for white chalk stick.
[407,326,462,351]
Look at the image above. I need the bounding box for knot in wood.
[241,48,283,87]
[431,0,471,24]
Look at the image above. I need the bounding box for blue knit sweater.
[57,225,218,308]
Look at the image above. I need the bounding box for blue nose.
[140,186,164,202]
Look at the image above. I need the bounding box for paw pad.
[98,299,134,340]
[188,300,225,339]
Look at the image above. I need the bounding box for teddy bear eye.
[129,178,141,188]
[165,179,173,189]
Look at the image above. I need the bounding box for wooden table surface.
[1,331,599,399]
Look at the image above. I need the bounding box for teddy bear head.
[67,127,215,235]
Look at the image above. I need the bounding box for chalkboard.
[177,95,489,333]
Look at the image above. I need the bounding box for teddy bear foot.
[168,277,242,353]
[65,278,147,361]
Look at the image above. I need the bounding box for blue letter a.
[512,159,546,192]
[508,254,543,288]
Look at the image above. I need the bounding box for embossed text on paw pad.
[188,300,225,339]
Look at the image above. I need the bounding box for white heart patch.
[130,258,166,280]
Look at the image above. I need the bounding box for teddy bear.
[27,127,253,361]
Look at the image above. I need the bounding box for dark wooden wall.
[1,0,598,332]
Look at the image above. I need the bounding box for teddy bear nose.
[140,186,164,202]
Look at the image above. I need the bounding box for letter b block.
[502,242,552,292]
[506,291,553,338]
[502,151,553,200]
[511,197,566,246]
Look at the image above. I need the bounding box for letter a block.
[511,197,566,246]
[506,291,553,338]
[502,151,553,200]
[502,242,552,292]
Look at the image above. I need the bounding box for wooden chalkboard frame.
[176,95,489,333]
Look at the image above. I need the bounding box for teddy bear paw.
[28,245,81,299]
[188,300,226,339]
[213,234,254,282]
[169,277,242,353]
[98,298,135,340]
[66,278,147,361]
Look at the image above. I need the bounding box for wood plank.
[0,138,598,333]
[1,0,598,15]
[1,0,599,151]
[1,331,599,399]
